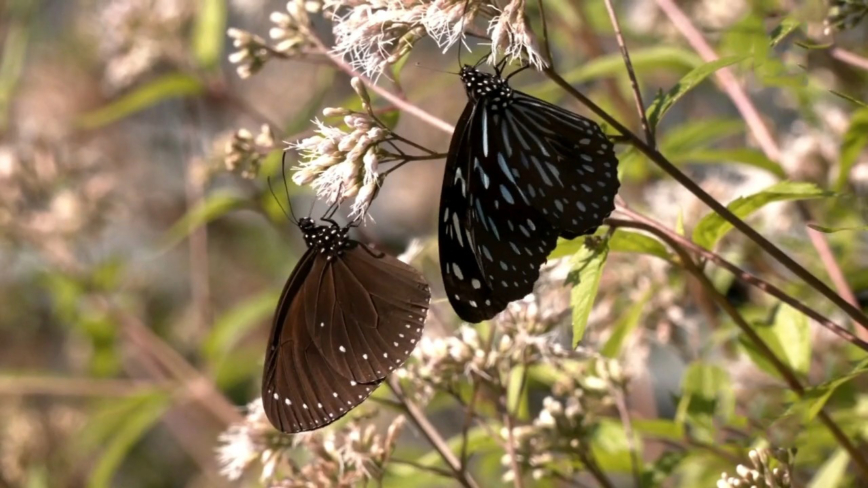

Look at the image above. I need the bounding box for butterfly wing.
[501,91,620,238]
[439,102,559,323]
[303,244,430,384]
[262,250,383,434]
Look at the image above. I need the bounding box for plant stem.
[611,208,868,352]
[651,0,864,337]
[387,377,481,488]
[613,385,642,488]
[831,47,868,71]
[600,0,654,148]
[607,219,868,478]
[542,67,868,332]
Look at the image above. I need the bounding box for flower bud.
[351,77,371,106]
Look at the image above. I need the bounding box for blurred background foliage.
[1,0,868,486]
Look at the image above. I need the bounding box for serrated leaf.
[836,108,868,191]
[769,17,802,47]
[77,74,204,129]
[567,240,609,347]
[609,230,671,261]
[807,223,868,234]
[192,0,227,70]
[160,190,250,251]
[647,55,748,128]
[672,148,786,178]
[601,291,650,358]
[692,181,832,249]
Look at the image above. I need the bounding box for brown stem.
[830,47,868,72]
[613,385,642,488]
[600,0,654,148]
[650,0,863,336]
[611,207,868,352]
[309,36,454,133]
[606,218,868,478]
[542,67,868,332]
[0,377,170,397]
[387,377,481,488]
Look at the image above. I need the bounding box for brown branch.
[830,47,868,72]
[387,377,481,488]
[0,377,171,397]
[650,0,864,338]
[612,207,868,352]
[606,218,868,478]
[541,67,868,332]
[613,385,642,488]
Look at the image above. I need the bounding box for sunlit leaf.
[795,40,833,50]
[77,74,204,129]
[160,190,251,251]
[192,0,227,70]
[661,118,745,156]
[647,55,749,128]
[738,303,811,378]
[567,239,609,347]
[676,362,734,441]
[692,181,832,249]
[609,230,671,261]
[836,108,868,191]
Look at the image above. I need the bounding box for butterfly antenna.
[267,176,295,224]
[457,0,471,66]
[280,150,299,223]
[505,63,531,82]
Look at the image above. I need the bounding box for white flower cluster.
[718,448,794,488]
[487,0,547,70]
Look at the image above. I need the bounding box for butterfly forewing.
[439,101,559,322]
[262,219,430,434]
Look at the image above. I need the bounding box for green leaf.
[609,230,671,261]
[660,118,745,156]
[807,223,868,234]
[192,0,227,70]
[692,181,832,249]
[795,40,833,50]
[672,148,786,178]
[160,190,250,251]
[769,17,802,47]
[836,108,868,191]
[786,358,868,422]
[601,291,650,358]
[84,393,171,488]
[808,449,849,488]
[647,55,748,128]
[676,362,734,440]
[77,74,204,129]
[771,303,811,374]
[202,290,280,361]
[738,303,811,378]
[567,239,609,347]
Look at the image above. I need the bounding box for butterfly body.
[262,217,430,434]
[439,65,620,322]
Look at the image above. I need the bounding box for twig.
[387,377,481,488]
[606,218,868,478]
[612,385,642,488]
[576,447,615,488]
[309,35,454,133]
[830,47,868,72]
[0,377,170,397]
[391,458,457,478]
[535,0,554,67]
[651,0,864,337]
[503,411,525,488]
[541,67,868,332]
[611,207,868,352]
[600,0,654,148]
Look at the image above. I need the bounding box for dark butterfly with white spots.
[262,214,430,433]
[439,61,620,323]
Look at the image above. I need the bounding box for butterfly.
[262,212,430,434]
[438,61,620,323]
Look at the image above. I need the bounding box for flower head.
[487,0,546,70]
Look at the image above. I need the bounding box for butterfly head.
[300,219,353,260]
[460,65,513,110]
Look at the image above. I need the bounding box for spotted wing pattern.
[262,235,430,434]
